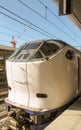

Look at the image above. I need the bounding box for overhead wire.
[0,2,81,47]
[0,11,52,39]
[0,24,38,39]
[0,31,11,37]
[0,5,57,39]
[17,0,81,45]
[38,0,81,44]
[0,39,10,43]
[0,30,29,42]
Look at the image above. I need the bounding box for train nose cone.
[6,61,29,106]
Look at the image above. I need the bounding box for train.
[5,39,81,130]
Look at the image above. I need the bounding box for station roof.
[0,45,15,51]
[54,0,81,30]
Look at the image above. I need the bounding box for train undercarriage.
[4,106,58,130]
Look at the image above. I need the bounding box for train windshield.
[8,42,41,61]
[32,41,62,61]
[40,42,60,56]
[8,40,63,62]
[9,44,25,60]
[23,42,41,50]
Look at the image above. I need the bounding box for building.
[0,45,15,92]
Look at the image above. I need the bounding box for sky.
[0,0,81,49]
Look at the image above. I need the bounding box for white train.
[5,39,81,130]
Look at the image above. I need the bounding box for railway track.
[0,101,8,121]
[0,90,8,117]
[0,117,10,130]
[0,89,8,129]
[0,101,11,130]
[0,105,8,130]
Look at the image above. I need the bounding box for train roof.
[32,39,80,53]
[23,39,79,50]
[23,39,72,47]
[30,39,81,52]
[24,39,66,44]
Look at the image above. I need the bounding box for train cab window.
[9,44,24,60]
[17,53,30,60]
[23,42,41,50]
[40,42,60,57]
[8,41,62,62]
[33,51,43,59]
[23,54,30,59]
[17,54,23,59]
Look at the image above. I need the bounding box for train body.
[5,39,81,129]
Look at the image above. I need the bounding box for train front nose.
[6,60,29,106]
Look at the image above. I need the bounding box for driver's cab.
[8,40,64,62]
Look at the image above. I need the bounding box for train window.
[18,54,23,59]
[40,42,60,56]
[66,50,75,60]
[33,51,43,59]
[23,42,41,50]
[17,53,30,60]
[9,44,24,59]
[23,54,30,59]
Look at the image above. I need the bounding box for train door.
[12,62,29,106]
[77,56,81,94]
[66,50,80,96]
[74,53,81,95]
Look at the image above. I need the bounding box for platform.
[45,97,81,130]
